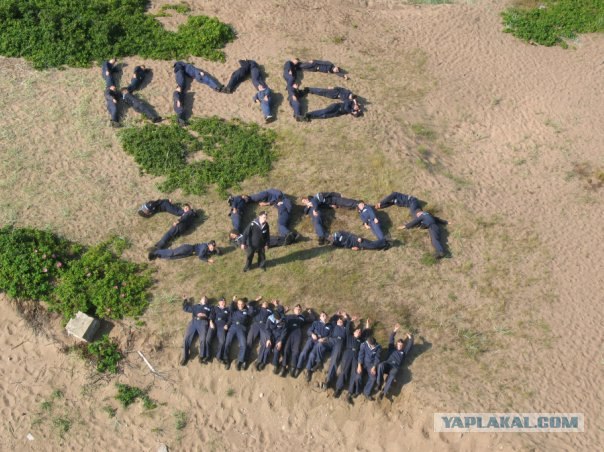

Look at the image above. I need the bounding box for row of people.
[181,296,413,402]
[103,58,361,125]
[102,59,161,126]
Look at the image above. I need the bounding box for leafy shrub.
[0,226,80,301]
[115,383,156,409]
[502,0,604,47]
[119,117,276,197]
[51,237,153,321]
[0,0,235,69]
[87,335,124,374]
[160,3,192,14]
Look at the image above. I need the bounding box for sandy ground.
[0,0,602,450]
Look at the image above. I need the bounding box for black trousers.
[245,246,266,269]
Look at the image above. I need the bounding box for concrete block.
[65,311,100,342]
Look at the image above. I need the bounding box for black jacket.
[242,218,270,249]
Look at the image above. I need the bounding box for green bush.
[119,117,277,197]
[115,383,156,409]
[0,226,80,301]
[160,3,191,14]
[0,0,235,69]
[51,237,153,321]
[87,335,124,374]
[502,0,604,47]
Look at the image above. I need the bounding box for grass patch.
[160,2,191,14]
[102,405,117,418]
[411,123,437,140]
[458,328,489,359]
[502,0,604,47]
[115,384,157,409]
[119,117,277,197]
[52,416,71,438]
[226,388,235,397]
[86,335,124,374]
[174,410,188,430]
[0,0,235,69]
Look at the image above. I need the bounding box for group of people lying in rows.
[138,190,448,271]
[181,295,413,402]
[102,58,362,127]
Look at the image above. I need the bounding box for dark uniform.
[242,217,270,270]
[155,209,197,249]
[184,63,223,91]
[299,60,347,78]
[359,204,385,241]
[149,242,216,261]
[208,304,230,361]
[250,62,266,90]
[223,304,251,367]
[306,87,352,101]
[173,90,186,123]
[377,333,414,398]
[104,87,119,123]
[350,340,382,398]
[331,231,389,250]
[377,192,420,216]
[224,60,253,93]
[228,195,248,233]
[121,91,161,123]
[334,326,365,395]
[268,314,288,371]
[282,312,308,376]
[295,319,332,372]
[286,84,304,121]
[126,65,148,92]
[405,212,448,257]
[249,189,293,237]
[323,317,350,387]
[283,60,299,85]
[101,60,117,88]
[306,100,356,120]
[173,61,187,89]
[253,87,273,121]
[138,199,184,218]
[181,299,212,362]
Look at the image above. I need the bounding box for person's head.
[109,85,116,91]
[415,210,424,218]
[109,58,116,65]
[336,316,345,327]
[200,295,208,304]
[258,211,268,224]
[357,201,365,211]
[353,327,362,338]
[319,311,327,322]
[258,84,265,91]
[332,66,341,73]
[366,336,376,348]
[294,304,302,315]
[301,197,311,206]
[139,64,146,70]
[292,83,299,89]
[229,229,239,241]
[273,312,282,322]
[396,338,405,351]
[208,240,216,252]
[350,94,357,101]
[183,204,191,212]
[237,298,246,310]
[261,300,269,309]
[291,58,299,65]
[218,297,226,308]
[176,85,182,93]
[120,87,128,94]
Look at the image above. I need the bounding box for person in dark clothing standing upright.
[241,211,270,272]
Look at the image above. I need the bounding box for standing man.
[400,210,448,259]
[154,203,197,250]
[377,324,414,401]
[180,295,213,365]
[241,211,270,272]
[357,201,386,241]
[375,192,420,216]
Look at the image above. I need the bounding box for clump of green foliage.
[53,416,72,437]
[160,2,191,14]
[0,226,80,301]
[0,227,153,322]
[502,0,604,47]
[0,0,235,69]
[115,384,156,409]
[174,410,188,430]
[51,237,153,321]
[119,117,276,197]
[87,335,124,374]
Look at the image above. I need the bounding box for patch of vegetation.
[420,252,438,266]
[52,416,71,437]
[160,2,191,14]
[102,405,117,418]
[0,0,235,69]
[41,400,53,412]
[115,384,156,409]
[458,328,489,359]
[226,388,235,397]
[502,0,604,47]
[568,162,604,190]
[0,226,79,302]
[174,410,188,430]
[411,123,437,141]
[87,335,124,374]
[51,237,153,321]
[119,117,277,197]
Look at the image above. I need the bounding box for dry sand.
[0,0,602,450]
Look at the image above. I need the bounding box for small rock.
[26,433,34,441]
[259,393,263,398]
[157,444,168,452]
